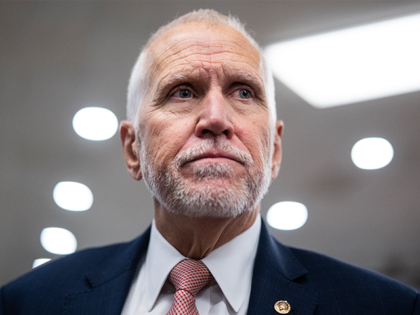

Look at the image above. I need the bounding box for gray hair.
[126,9,277,126]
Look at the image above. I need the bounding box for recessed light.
[53,181,93,211]
[40,227,77,255]
[265,13,420,108]
[73,107,118,141]
[351,137,393,170]
[32,258,51,269]
[267,201,308,230]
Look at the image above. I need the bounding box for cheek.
[143,114,195,165]
[237,121,272,165]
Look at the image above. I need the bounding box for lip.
[188,150,242,165]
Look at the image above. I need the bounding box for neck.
[154,199,259,259]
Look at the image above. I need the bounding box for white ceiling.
[1,1,420,289]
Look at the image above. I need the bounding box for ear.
[271,120,284,180]
[120,120,142,181]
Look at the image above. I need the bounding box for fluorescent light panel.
[265,13,420,108]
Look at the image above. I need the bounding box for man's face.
[131,22,282,218]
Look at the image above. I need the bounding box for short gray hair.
[126,9,277,125]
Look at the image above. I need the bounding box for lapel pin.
[274,300,291,314]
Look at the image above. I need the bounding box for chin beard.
[140,137,272,218]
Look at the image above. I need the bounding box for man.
[1,9,419,315]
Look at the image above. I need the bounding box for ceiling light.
[53,181,93,211]
[32,258,51,269]
[265,13,420,108]
[40,227,77,255]
[351,137,393,170]
[73,107,118,141]
[267,201,308,230]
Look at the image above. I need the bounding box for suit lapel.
[61,221,317,314]
[64,227,151,315]
[247,221,317,315]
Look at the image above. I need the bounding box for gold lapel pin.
[274,300,291,314]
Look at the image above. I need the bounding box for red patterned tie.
[166,259,213,315]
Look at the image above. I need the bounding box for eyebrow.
[152,72,196,103]
[221,68,266,101]
[152,65,266,104]
[159,72,194,90]
[226,70,264,88]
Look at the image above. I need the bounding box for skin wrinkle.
[126,15,278,125]
[152,65,267,116]
[121,20,283,259]
[155,60,264,95]
[139,77,267,220]
[157,48,257,70]
[139,76,270,219]
[153,35,258,68]
[149,30,264,97]
[150,94,265,129]
[149,26,263,92]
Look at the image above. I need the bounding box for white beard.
[139,136,273,218]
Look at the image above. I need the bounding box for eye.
[175,89,193,99]
[238,89,251,99]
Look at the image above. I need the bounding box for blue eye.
[177,89,192,98]
[239,89,251,99]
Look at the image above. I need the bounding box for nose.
[195,90,234,139]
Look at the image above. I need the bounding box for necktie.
[166,259,213,315]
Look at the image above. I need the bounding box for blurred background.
[1,1,419,290]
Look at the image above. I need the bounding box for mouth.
[187,150,243,166]
[174,140,253,169]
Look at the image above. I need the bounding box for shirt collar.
[145,220,185,311]
[202,215,261,312]
[145,215,261,312]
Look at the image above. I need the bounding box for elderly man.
[1,9,419,315]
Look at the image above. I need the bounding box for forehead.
[148,22,262,82]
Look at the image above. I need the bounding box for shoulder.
[289,245,410,287]
[0,232,149,314]
[286,245,420,313]
[256,221,419,313]
[1,241,124,294]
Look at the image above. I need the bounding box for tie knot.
[168,260,213,296]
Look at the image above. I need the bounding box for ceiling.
[1,1,420,289]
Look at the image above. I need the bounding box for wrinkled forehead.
[147,22,263,81]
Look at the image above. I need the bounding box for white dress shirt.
[121,215,261,315]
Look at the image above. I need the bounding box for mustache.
[173,138,253,168]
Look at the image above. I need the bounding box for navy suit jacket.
[1,220,419,314]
